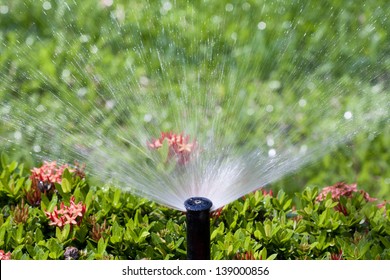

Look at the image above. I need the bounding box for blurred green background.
[0,0,389,200]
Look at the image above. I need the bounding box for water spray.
[184,197,213,260]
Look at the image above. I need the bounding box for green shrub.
[1,155,389,260]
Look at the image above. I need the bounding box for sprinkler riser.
[184,197,212,260]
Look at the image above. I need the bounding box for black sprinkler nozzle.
[184,197,213,260]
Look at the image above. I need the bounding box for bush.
[1,155,389,260]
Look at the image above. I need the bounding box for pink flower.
[0,250,11,260]
[45,196,86,229]
[316,182,376,202]
[316,182,377,215]
[377,200,389,209]
[30,161,75,192]
[148,132,197,165]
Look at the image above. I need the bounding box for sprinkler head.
[184,197,213,212]
[184,197,212,260]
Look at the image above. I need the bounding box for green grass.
[1,0,389,198]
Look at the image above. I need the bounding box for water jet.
[184,197,213,260]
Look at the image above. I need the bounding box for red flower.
[148,132,197,165]
[316,182,376,215]
[330,250,343,260]
[30,161,76,193]
[45,196,86,229]
[316,182,376,202]
[211,207,223,219]
[0,250,11,260]
[262,189,273,197]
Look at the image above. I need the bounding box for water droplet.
[300,145,308,154]
[282,21,292,29]
[33,145,41,153]
[101,0,113,7]
[0,5,9,15]
[306,81,316,90]
[105,100,116,110]
[344,111,353,120]
[25,36,34,46]
[90,45,98,54]
[266,136,274,147]
[79,34,90,43]
[266,105,274,113]
[299,99,307,107]
[42,1,52,11]
[139,76,150,87]
[371,83,382,94]
[62,69,71,79]
[212,16,222,25]
[268,149,276,157]
[95,139,103,146]
[160,1,172,15]
[269,80,281,90]
[144,114,153,122]
[77,87,88,98]
[246,108,255,116]
[36,104,45,112]
[225,3,234,12]
[14,131,22,140]
[26,125,35,134]
[1,104,11,114]
[113,6,125,22]
[163,1,172,11]
[242,2,251,11]
[230,32,237,41]
[257,21,266,30]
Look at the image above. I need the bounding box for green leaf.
[56,224,70,243]
[34,228,44,243]
[318,208,330,226]
[46,194,58,212]
[97,238,108,255]
[61,178,72,193]
[62,168,72,181]
[8,161,18,173]
[85,189,94,209]
[112,188,122,208]
[267,253,278,260]
[110,221,123,243]
[264,222,272,238]
[47,239,63,259]
[15,223,25,245]
[1,152,8,169]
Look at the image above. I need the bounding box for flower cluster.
[45,196,86,229]
[88,216,111,242]
[30,161,74,192]
[330,250,343,260]
[13,199,29,224]
[316,182,377,215]
[0,250,11,260]
[316,182,376,202]
[234,251,257,260]
[148,132,197,165]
